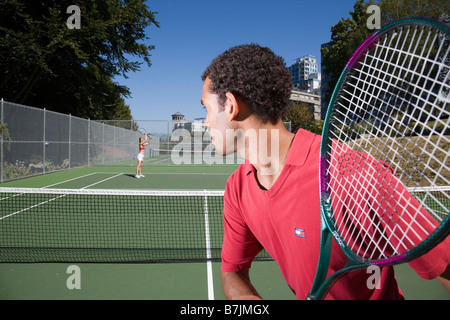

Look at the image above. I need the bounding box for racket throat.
[307,222,333,300]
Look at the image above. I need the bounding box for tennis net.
[0,188,272,263]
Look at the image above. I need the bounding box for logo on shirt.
[295,228,305,238]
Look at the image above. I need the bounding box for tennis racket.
[139,128,153,138]
[307,17,450,300]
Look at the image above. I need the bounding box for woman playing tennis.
[136,132,150,178]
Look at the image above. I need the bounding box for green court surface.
[0,165,448,300]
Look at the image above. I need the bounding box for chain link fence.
[1,99,291,182]
[0,100,157,182]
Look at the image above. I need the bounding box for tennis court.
[0,164,448,300]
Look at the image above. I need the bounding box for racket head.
[320,16,450,268]
[138,128,147,135]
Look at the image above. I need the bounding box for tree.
[321,0,450,111]
[321,0,373,108]
[283,101,323,135]
[379,0,450,23]
[0,0,160,120]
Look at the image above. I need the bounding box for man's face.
[201,77,235,156]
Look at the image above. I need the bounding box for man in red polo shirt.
[200,44,450,299]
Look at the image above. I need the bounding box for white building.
[171,112,191,132]
[171,113,208,137]
[289,56,321,94]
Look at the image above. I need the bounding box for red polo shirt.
[221,129,449,299]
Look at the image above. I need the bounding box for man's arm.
[221,270,262,300]
[436,264,450,294]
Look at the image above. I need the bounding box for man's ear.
[225,92,240,121]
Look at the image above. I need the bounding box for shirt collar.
[285,129,316,166]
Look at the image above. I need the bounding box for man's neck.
[237,119,295,190]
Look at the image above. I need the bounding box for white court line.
[0,173,123,221]
[203,193,215,300]
[90,172,232,176]
[44,172,124,189]
[42,172,97,189]
[144,157,168,164]
[0,174,99,217]
[79,173,123,189]
[0,194,66,221]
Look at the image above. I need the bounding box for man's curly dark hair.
[201,44,293,123]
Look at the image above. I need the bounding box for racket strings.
[327,146,428,260]
[325,22,450,263]
[354,26,446,119]
[338,25,449,186]
[327,146,446,261]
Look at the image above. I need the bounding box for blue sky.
[117,0,360,121]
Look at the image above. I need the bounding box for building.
[171,113,208,138]
[289,56,321,94]
[171,112,191,132]
[289,90,321,120]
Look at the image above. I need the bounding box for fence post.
[43,108,46,175]
[69,114,71,169]
[102,121,105,165]
[1,98,3,183]
[88,118,90,166]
